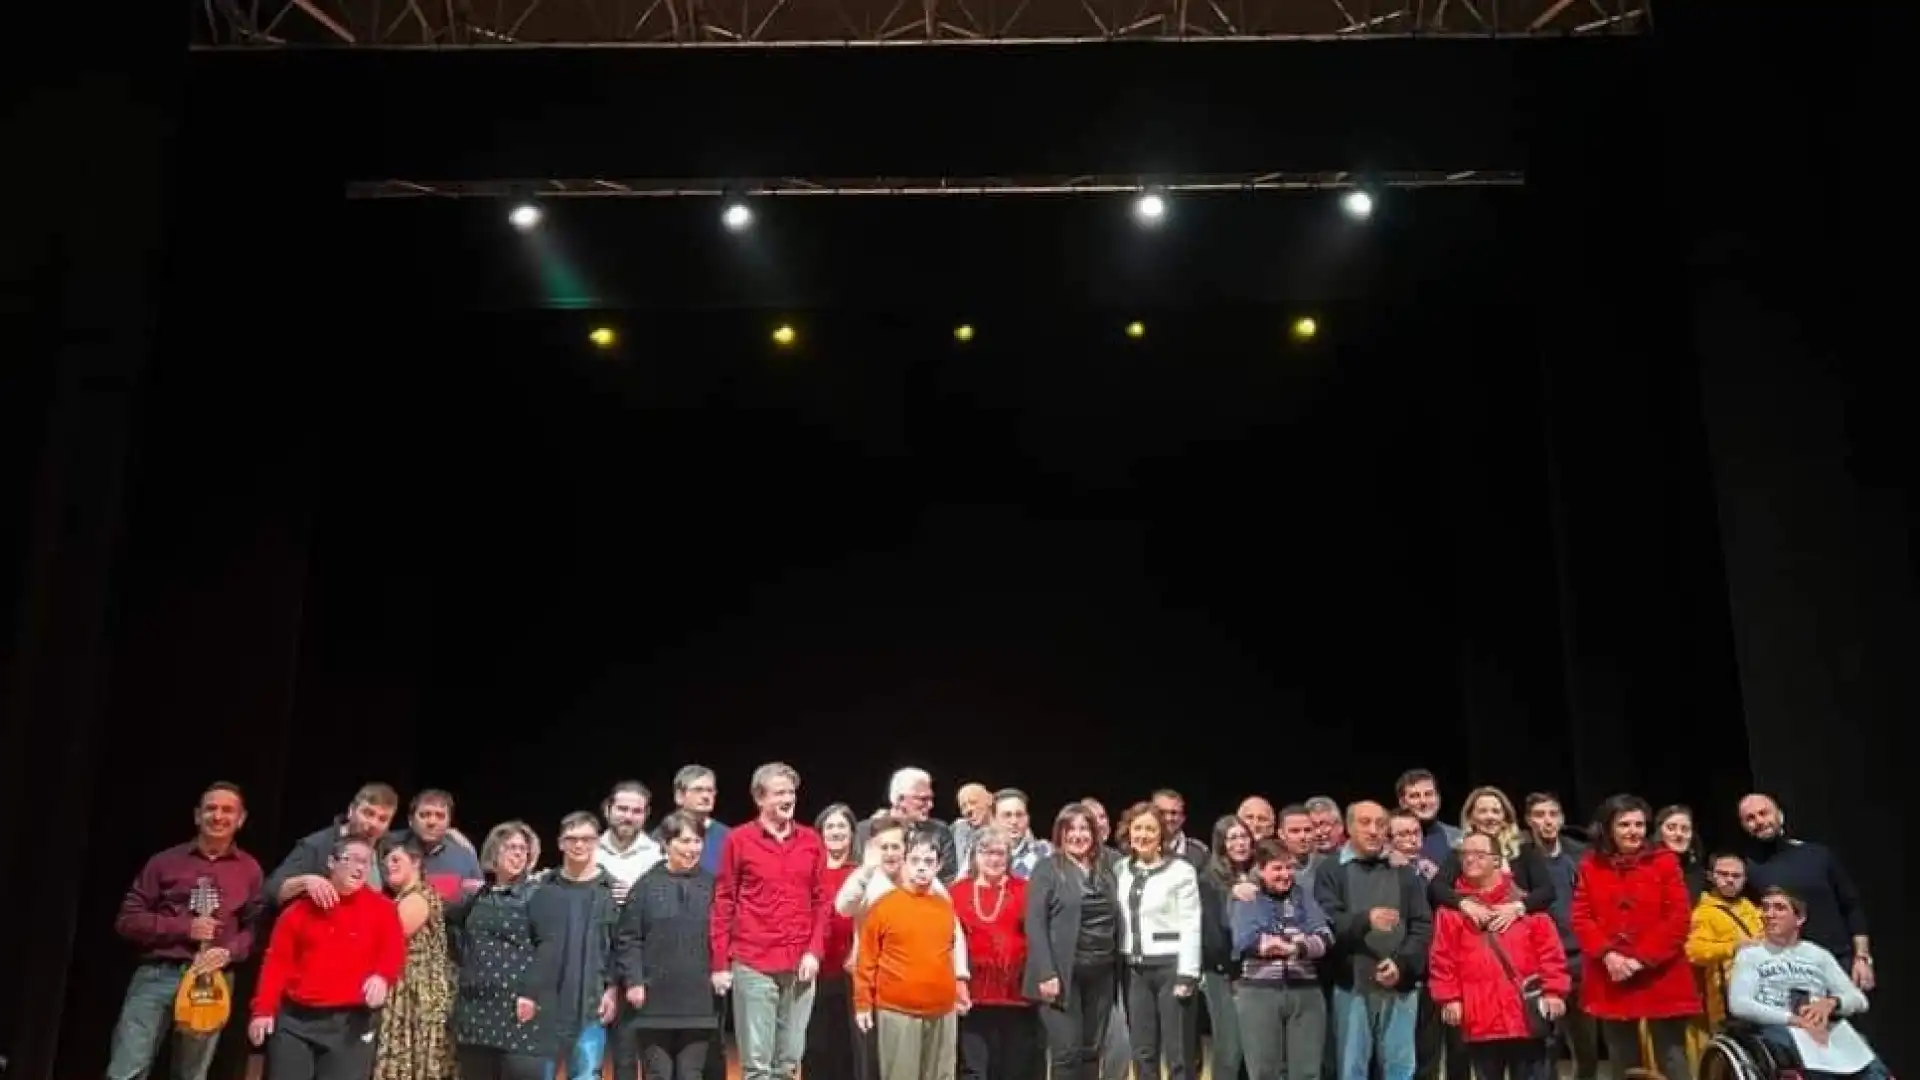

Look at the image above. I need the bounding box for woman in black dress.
[612,812,721,1080]
[450,821,549,1080]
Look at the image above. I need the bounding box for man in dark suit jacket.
[851,766,959,882]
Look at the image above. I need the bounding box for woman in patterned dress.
[376,835,458,1080]
[450,821,550,1080]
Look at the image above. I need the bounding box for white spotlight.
[508,203,543,231]
[722,201,754,232]
[1133,192,1167,225]
[1340,189,1374,221]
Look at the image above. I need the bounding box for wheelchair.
[1701,1022,1806,1080]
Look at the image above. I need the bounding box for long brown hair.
[1048,802,1103,875]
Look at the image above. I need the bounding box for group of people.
[106,763,1892,1080]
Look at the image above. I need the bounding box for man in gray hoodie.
[1313,800,1432,1080]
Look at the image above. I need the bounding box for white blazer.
[1114,855,1202,980]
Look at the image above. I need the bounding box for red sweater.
[252,886,405,1018]
[821,863,858,976]
[951,877,1026,1007]
[710,820,828,974]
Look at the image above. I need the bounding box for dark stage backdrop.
[35,177,1759,1078]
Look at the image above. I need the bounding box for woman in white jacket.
[1114,802,1203,1080]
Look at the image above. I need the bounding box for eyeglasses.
[1460,849,1498,861]
[561,835,598,845]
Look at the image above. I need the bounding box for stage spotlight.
[954,324,975,343]
[772,324,797,347]
[1340,190,1374,221]
[1125,321,1146,340]
[722,201,754,231]
[1133,192,1167,225]
[1291,317,1318,342]
[589,326,617,348]
[508,203,543,231]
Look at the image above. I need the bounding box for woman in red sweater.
[1569,794,1700,1080]
[952,825,1037,1080]
[249,836,407,1080]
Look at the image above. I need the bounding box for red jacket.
[252,886,404,1018]
[1426,877,1570,1042]
[1568,848,1700,1020]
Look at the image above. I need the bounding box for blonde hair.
[1458,786,1522,862]
[480,820,541,879]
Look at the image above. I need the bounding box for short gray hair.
[889,767,933,804]
[967,824,1013,875]
[750,762,800,798]
[674,765,715,794]
[1305,796,1342,817]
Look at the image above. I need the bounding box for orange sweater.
[854,887,959,1018]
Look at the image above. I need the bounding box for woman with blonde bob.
[1425,786,1557,926]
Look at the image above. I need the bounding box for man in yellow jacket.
[1685,854,1764,1034]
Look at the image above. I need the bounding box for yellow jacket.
[1685,894,1762,1029]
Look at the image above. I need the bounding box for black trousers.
[634,1028,714,1080]
[1039,965,1117,1080]
[1468,1039,1547,1080]
[265,1004,376,1080]
[958,1005,1041,1080]
[456,1047,548,1080]
[804,975,860,1080]
[1123,963,1197,1080]
[1414,993,1469,1080]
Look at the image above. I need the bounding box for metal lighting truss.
[194,0,1645,46]
[346,171,1524,199]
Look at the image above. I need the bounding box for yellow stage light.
[1125,321,1146,340]
[954,324,975,343]
[589,326,617,348]
[772,324,797,347]
[1291,317,1318,342]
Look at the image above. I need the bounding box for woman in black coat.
[1023,803,1121,1080]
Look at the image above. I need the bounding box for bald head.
[957,783,992,826]
[1347,800,1389,855]
[1237,796,1276,840]
[1738,793,1784,840]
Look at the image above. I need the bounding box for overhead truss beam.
[194,0,1646,46]
[347,171,1524,200]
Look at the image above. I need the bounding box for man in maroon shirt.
[710,761,829,1080]
[107,782,265,1080]
[248,835,405,1080]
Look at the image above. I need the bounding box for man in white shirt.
[596,780,663,903]
[1728,887,1886,1080]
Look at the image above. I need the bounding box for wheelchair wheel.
[1702,1033,1771,1080]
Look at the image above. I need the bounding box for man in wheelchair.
[1715,888,1888,1080]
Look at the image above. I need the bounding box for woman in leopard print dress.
[375,836,458,1080]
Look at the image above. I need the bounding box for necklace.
[971,878,1007,922]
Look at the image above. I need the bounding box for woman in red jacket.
[1569,795,1700,1080]
[1428,833,1570,1080]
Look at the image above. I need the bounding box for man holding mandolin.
[108,782,265,1080]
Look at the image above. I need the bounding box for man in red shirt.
[248,835,405,1080]
[710,762,829,1080]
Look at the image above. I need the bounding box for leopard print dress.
[375,883,458,1080]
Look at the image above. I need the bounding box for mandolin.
[172,876,233,1035]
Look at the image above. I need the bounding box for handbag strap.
[1482,929,1529,988]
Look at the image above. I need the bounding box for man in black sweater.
[1738,794,1874,991]
[527,812,622,1080]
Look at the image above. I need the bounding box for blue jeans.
[542,1024,606,1080]
[732,963,817,1080]
[1331,986,1418,1080]
[106,962,221,1080]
